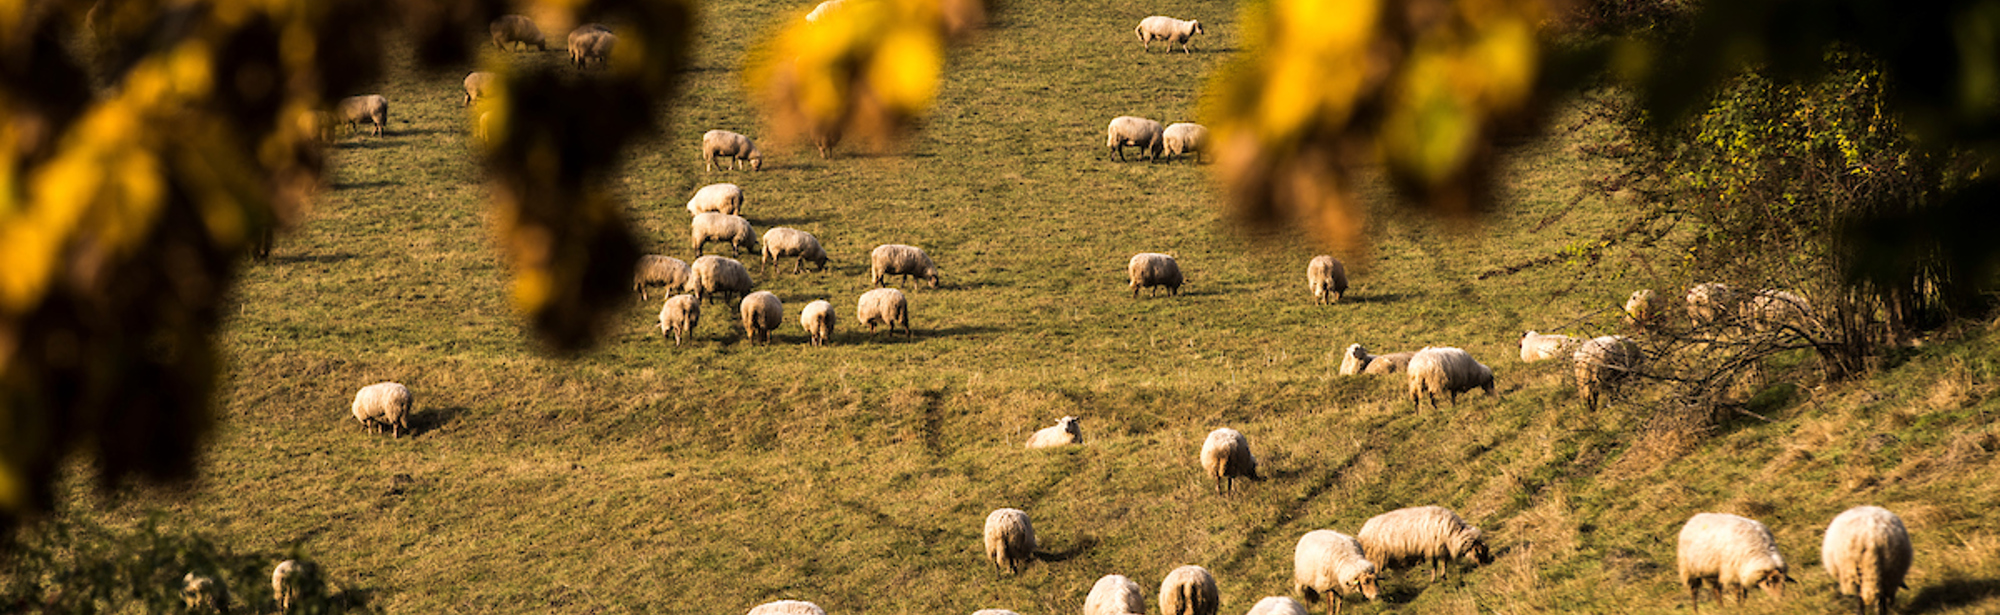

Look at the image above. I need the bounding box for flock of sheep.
[178,559,310,613]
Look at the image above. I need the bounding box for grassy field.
[14,0,2000,613]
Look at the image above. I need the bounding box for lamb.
[1158,565,1219,615]
[572,30,616,69]
[490,15,546,51]
[567,24,612,67]
[1025,415,1081,448]
[1128,253,1183,298]
[1084,574,1147,615]
[686,183,744,216]
[762,228,829,274]
[983,508,1037,574]
[1676,512,1791,610]
[685,255,755,304]
[740,291,783,345]
[801,299,834,346]
[702,129,763,172]
[1246,597,1309,615]
[1518,331,1577,362]
[870,244,939,288]
[1307,255,1348,304]
[691,212,758,256]
[463,71,497,106]
[272,559,307,611]
[1406,347,1496,410]
[1625,289,1662,328]
[1356,505,1494,584]
[334,95,387,137]
[1200,427,1258,494]
[1107,116,1165,162]
[857,287,911,337]
[351,381,412,437]
[632,254,692,300]
[1135,16,1205,53]
[1163,122,1210,163]
[181,572,229,612]
[1573,335,1643,411]
[747,600,827,615]
[1821,506,1912,615]
[659,294,701,345]
[1686,282,1739,327]
[1292,530,1380,615]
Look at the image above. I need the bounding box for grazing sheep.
[1518,331,1578,362]
[1200,427,1258,494]
[1128,252,1183,298]
[463,71,497,106]
[1406,347,1496,410]
[702,129,763,172]
[490,15,546,51]
[1085,574,1147,615]
[805,0,848,22]
[1356,506,1494,584]
[659,294,701,345]
[748,600,827,615]
[762,228,829,274]
[1135,16,1206,53]
[272,560,306,612]
[1163,122,1210,163]
[1677,512,1790,610]
[1293,530,1380,615]
[1574,335,1643,411]
[1247,597,1309,615]
[691,212,758,256]
[1307,255,1348,305]
[572,30,617,69]
[983,508,1037,574]
[1362,351,1416,375]
[334,95,387,137]
[1625,289,1662,328]
[567,24,612,67]
[801,299,834,346]
[1822,506,1912,615]
[1107,116,1165,162]
[351,382,412,438]
[1159,565,1219,615]
[1686,282,1739,327]
[685,255,755,304]
[740,291,783,344]
[181,572,229,612]
[857,287,911,337]
[686,183,744,216]
[1745,289,1812,331]
[870,244,939,288]
[1025,415,1081,448]
[632,254,692,300]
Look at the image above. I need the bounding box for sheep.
[1822,506,1912,615]
[1339,344,1371,375]
[686,183,744,216]
[740,291,783,345]
[659,294,701,345]
[567,24,612,67]
[1307,255,1348,305]
[1200,427,1258,494]
[1135,16,1205,53]
[272,559,307,611]
[1248,597,1309,615]
[747,600,827,615]
[572,30,617,69]
[1163,122,1210,163]
[1686,282,1739,327]
[1292,530,1380,615]
[1025,415,1081,448]
[1128,253,1183,298]
[1085,574,1147,615]
[1362,351,1416,375]
[1745,289,1812,332]
[1356,505,1494,585]
[857,287,911,337]
[1107,116,1165,162]
[762,228,829,274]
[1677,512,1791,610]
[1625,289,1662,328]
[702,129,763,172]
[1158,565,1219,615]
[691,212,758,256]
[633,254,692,300]
[1573,335,1643,411]
[334,95,387,137]
[463,71,497,106]
[870,244,939,288]
[1406,347,1496,410]
[490,15,546,51]
[1518,331,1577,362]
[983,508,1037,574]
[685,255,755,304]
[801,299,834,346]
[181,572,229,612]
[351,381,411,437]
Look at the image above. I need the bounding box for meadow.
[14,0,2000,612]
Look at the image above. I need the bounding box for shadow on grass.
[329,138,398,151]
[1034,534,1099,563]
[332,180,401,191]
[1906,577,2000,612]
[754,214,824,227]
[411,405,468,437]
[1342,292,1411,305]
[270,252,355,265]
[848,325,1002,343]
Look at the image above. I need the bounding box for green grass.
[14,0,2000,613]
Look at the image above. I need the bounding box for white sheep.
[685,255,755,304]
[1677,512,1791,610]
[351,382,411,437]
[1129,252,1183,298]
[801,299,834,346]
[691,212,758,256]
[1573,335,1643,411]
[870,244,939,288]
[572,30,616,69]
[490,15,546,51]
[1085,574,1147,615]
[1686,282,1738,327]
[567,23,612,67]
[1135,16,1205,53]
[983,508,1037,574]
[181,572,229,612]
[1518,331,1577,362]
[1339,344,1371,376]
[334,95,387,137]
[272,559,307,611]
[702,129,763,172]
[1292,530,1379,615]
[1307,255,1348,305]
[1362,351,1415,375]
[1107,116,1165,162]
[1406,347,1496,409]
[1745,289,1812,332]
[633,254,692,300]
[1625,289,1662,328]
[1159,565,1219,615]
[748,600,827,615]
[740,291,783,345]
[1356,505,1493,584]
[686,183,744,216]
[857,287,911,337]
[1025,415,1081,448]
[1822,506,1912,615]
[659,294,701,345]
[763,228,829,274]
[1246,596,1309,615]
[1200,427,1258,494]
[1163,122,1210,163]
[463,71,497,106]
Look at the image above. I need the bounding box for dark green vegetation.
[11,0,2000,612]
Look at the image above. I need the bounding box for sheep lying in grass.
[691,212,758,256]
[659,294,701,345]
[1677,512,1791,610]
[801,299,834,346]
[1135,16,1205,53]
[741,291,783,345]
[1625,289,1662,328]
[1356,506,1493,584]
[272,560,307,611]
[1026,415,1082,448]
[748,600,826,615]
[1107,116,1165,162]
[1822,506,1912,615]
[1518,331,1577,362]
[567,23,611,66]
[573,30,616,69]
[1085,574,1147,615]
[351,382,411,437]
[1406,347,1495,409]
[1200,427,1258,494]
[1159,565,1219,615]
[686,183,743,216]
[1574,335,1642,411]
[1129,253,1183,298]
[871,244,939,288]
[1307,255,1348,305]
[1341,344,1416,375]
[1339,344,1371,376]
[1164,122,1209,163]
[1247,596,1309,615]
[857,288,911,337]
[633,254,691,301]
[1293,530,1379,615]
[335,95,387,137]
[702,129,763,171]
[685,255,754,304]
[463,71,497,106]
[181,572,229,612]
[763,228,829,274]
[490,15,546,51]
[983,508,1037,574]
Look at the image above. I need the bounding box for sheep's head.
[1346,565,1380,600]
[750,150,764,171]
[1754,565,1790,598]
[925,267,940,288]
[1191,20,1205,35]
[1059,415,1080,436]
[1470,536,1494,565]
